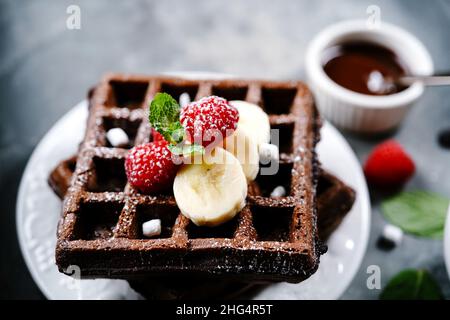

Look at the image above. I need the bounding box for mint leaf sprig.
[149,93,204,156]
[381,190,449,239]
[149,93,184,145]
[380,269,444,300]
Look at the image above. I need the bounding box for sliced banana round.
[224,126,260,181]
[173,147,247,227]
[230,100,271,147]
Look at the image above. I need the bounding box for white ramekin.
[305,20,433,133]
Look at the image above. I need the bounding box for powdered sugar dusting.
[56,75,321,283]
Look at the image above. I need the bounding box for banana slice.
[173,147,247,227]
[230,101,271,147]
[224,126,260,181]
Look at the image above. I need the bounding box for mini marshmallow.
[259,143,279,164]
[142,219,162,238]
[106,128,129,147]
[382,224,403,246]
[270,186,286,198]
[179,92,191,108]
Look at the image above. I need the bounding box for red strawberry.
[151,128,165,142]
[364,140,415,188]
[125,141,178,194]
[180,96,239,147]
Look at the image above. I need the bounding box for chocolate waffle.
[49,156,77,199]
[49,157,355,299]
[50,157,355,241]
[55,74,323,283]
[316,170,356,240]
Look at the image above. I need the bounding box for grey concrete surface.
[1,0,449,299]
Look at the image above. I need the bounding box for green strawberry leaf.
[380,269,444,300]
[168,143,205,156]
[381,191,449,238]
[149,93,184,145]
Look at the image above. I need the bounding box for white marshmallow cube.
[179,92,191,108]
[259,143,279,164]
[106,128,129,147]
[382,224,403,246]
[270,186,286,198]
[142,219,162,238]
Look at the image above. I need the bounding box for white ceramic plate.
[16,73,370,300]
[444,205,450,281]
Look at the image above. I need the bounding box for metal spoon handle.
[398,72,450,86]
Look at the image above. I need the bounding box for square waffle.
[50,157,355,299]
[316,170,356,240]
[55,74,323,283]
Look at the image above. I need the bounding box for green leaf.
[149,93,184,144]
[168,143,205,156]
[380,269,444,300]
[381,191,449,238]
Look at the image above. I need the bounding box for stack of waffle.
[49,74,355,299]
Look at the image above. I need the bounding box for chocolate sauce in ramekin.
[322,41,410,95]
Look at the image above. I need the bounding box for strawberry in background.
[364,140,415,188]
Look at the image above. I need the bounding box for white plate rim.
[16,71,371,299]
[16,104,85,299]
[319,122,371,299]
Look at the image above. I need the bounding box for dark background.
[1,0,450,299]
